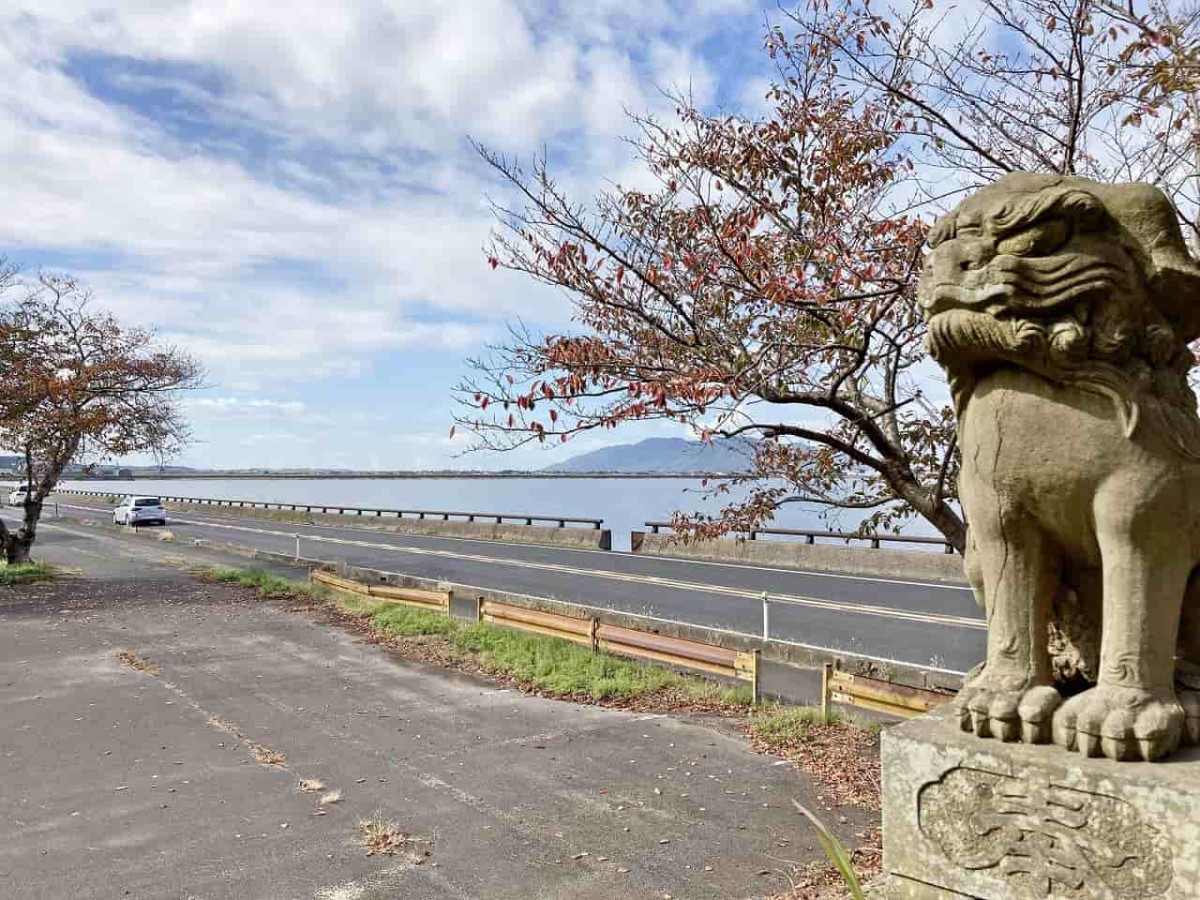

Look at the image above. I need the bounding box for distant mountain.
[543,437,754,474]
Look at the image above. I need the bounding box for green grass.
[683,679,756,706]
[0,561,54,585]
[455,622,682,699]
[196,566,320,600]
[197,565,754,706]
[751,704,842,751]
[362,601,693,700]
[359,597,751,703]
[371,603,460,637]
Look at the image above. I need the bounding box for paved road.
[40,500,985,673]
[2,536,862,899]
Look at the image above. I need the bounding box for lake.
[55,476,920,552]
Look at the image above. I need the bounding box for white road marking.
[57,503,984,630]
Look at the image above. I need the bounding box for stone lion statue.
[919,172,1200,761]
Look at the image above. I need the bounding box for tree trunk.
[922,499,967,555]
[890,477,967,554]
[5,498,42,564]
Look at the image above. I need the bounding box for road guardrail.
[644,521,957,553]
[311,568,451,612]
[52,488,604,529]
[820,663,952,718]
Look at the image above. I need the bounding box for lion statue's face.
[919,174,1198,402]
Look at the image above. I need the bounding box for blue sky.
[0,0,783,470]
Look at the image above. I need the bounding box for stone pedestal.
[881,706,1200,899]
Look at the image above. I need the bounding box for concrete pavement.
[1,524,872,899]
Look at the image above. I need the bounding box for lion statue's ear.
[1148,260,1200,346]
[1094,181,1200,344]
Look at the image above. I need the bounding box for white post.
[294,533,301,562]
[761,592,769,641]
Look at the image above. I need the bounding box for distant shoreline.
[66,471,734,481]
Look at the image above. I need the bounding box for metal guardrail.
[644,521,957,554]
[482,600,596,647]
[597,622,758,688]
[820,663,952,718]
[311,569,451,612]
[52,488,604,530]
[310,569,759,700]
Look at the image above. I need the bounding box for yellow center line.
[63,504,985,630]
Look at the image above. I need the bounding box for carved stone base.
[881,705,1200,899]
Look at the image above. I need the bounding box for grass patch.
[456,622,679,699]
[353,596,751,704]
[371,603,460,637]
[747,704,882,811]
[199,565,753,708]
[195,567,318,600]
[682,679,756,706]
[0,561,53,585]
[751,705,842,752]
[358,811,413,857]
[362,599,718,700]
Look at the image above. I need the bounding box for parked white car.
[7,484,29,506]
[112,496,168,527]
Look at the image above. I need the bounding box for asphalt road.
[2,539,861,899]
[40,500,985,674]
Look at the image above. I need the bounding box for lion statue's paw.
[1052,685,1185,761]
[957,677,1061,744]
[1175,663,1200,744]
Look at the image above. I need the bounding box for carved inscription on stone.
[917,767,1172,898]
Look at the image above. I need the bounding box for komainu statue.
[919,172,1200,761]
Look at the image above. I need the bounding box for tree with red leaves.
[0,269,203,562]
[459,21,965,549]
[457,1,1199,550]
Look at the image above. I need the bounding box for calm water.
[57,476,882,552]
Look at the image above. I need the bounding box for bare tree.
[797,0,1200,237]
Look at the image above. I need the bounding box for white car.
[112,496,168,527]
[7,484,29,506]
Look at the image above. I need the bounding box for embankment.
[631,531,966,584]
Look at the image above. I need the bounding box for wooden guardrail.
[311,568,451,612]
[52,488,604,529]
[820,663,952,718]
[644,521,957,553]
[311,569,758,700]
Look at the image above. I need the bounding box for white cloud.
[188,397,310,415]
[0,0,769,463]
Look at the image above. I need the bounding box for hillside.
[543,437,753,474]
